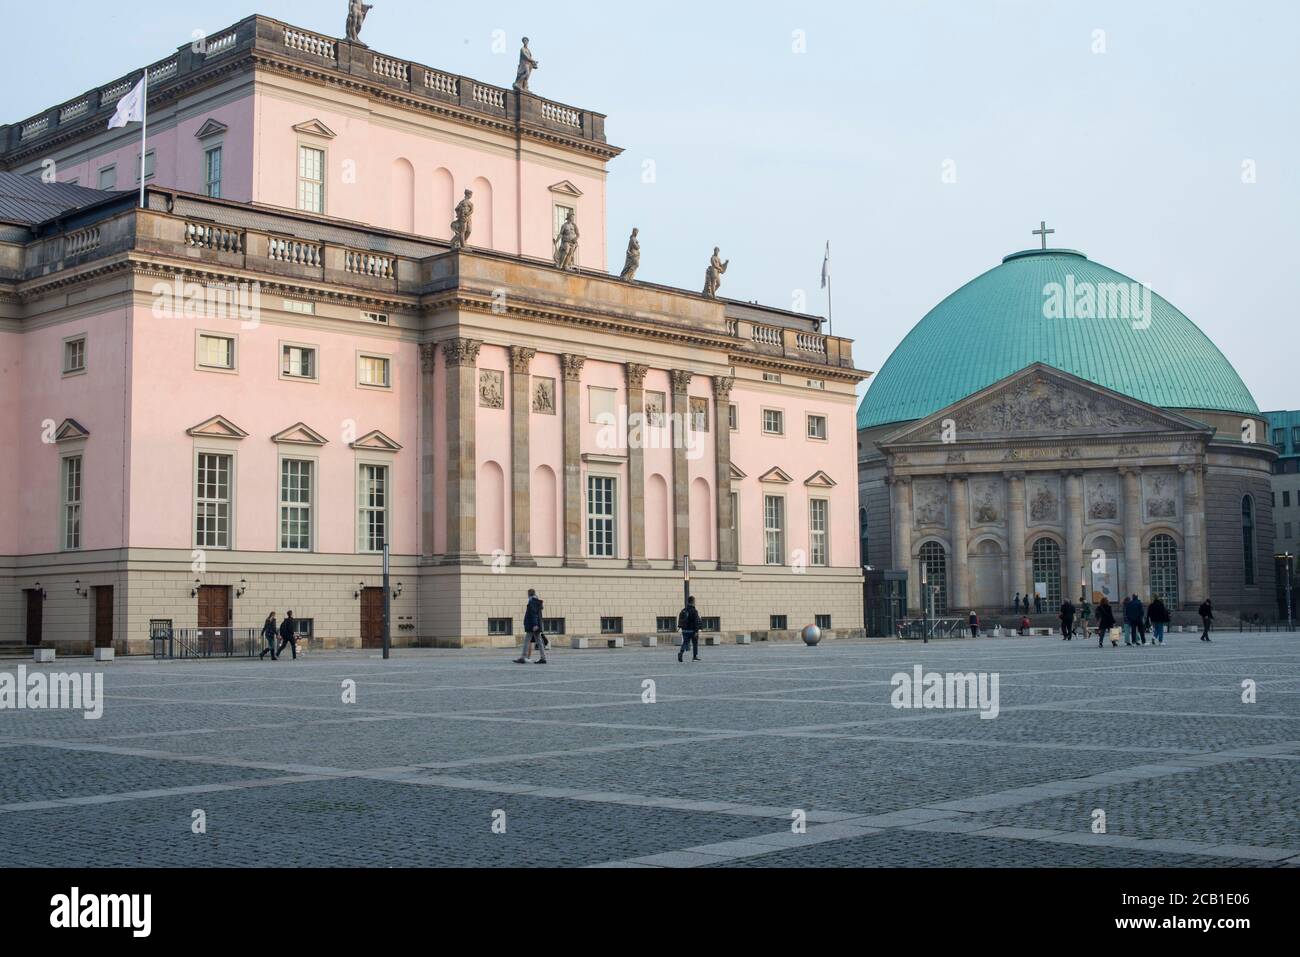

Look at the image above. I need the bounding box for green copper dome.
[857,249,1259,430]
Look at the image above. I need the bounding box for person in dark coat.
[1078,599,1092,640]
[968,610,979,638]
[1059,599,1076,640]
[514,589,548,664]
[1125,594,1146,646]
[275,611,299,659]
[1034,592,1043,614]
[1148,596,1171,645]
[1120,595,1133,644]
[678,595,702,662]
[1096,597,1117,647]
[1013,592,1021,613]
[259,612,279,660]
[1023,594,1031,614]
[1198,598,1213,641]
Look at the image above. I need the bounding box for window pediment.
[292,119,337,139]
[272,423,329,447]
[759,466,793,484]
[186,415,248,440]
[54,418,90,443]
[350,429,402,452]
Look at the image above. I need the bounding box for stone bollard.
[641,635,658,647]
[570,636,590,649]
[735,633,752,645]
[33,647,56,663]
[93,647,115,662]
[605,636,625,649]
[704,634,724,646]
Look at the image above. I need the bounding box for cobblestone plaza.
[1,633,1296,868]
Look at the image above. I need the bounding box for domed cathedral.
[857,237,1277,623]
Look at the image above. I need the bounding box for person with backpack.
[1059,599,1075,640]
[1096,596,1116,647]
[677,595,702,662]
[514,588,548,664]
[1198,598,1213,641]
[1125,594,1146,646]
[276,610,299,659]
[1148,595,1171,645]
[259,612,279,660]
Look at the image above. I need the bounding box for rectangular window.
[283,299,315,315]
[700,616,720,632]
[1284,491,1292,508]
[656,616,676,633]
[588,386,617,424]
[279,459,313,551]
[730,490,739,557]
[204,146,222,198]
[1293,426,1300,448]
[358,464,388,553]
[807,379,825,390]
[197,333,235,370]
[97,165,116,190]
[762,372,781,383]
[807,414,828,440]
[63,336,86,374]
[770,615,788,631]
[763,408,784,435]
[1274,429,1286,449]
[600,617,623,635]
[362,311,389,324]
[764,494,785,565]
[135,150,155,183]
[542,617,566,635]
[815,614,832,630]
[62,455,82,551]
[1286,522,1293,539]
[488,618,513,636]
[728,403,738,431]
[297,145,325,213]
[809,498,829,567]
[587,475,616,557]
[358,354,391,389]
[281,344,317,380]
[195,453,232,549]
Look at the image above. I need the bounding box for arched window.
[1242,496,1256,586]
[1031,537,1062,607]
[918,541,948,615]
[1148,534,1179,606]
[859,507,869,567]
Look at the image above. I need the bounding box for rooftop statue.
[703,247,729,298]
[619,228,640,281]
[345,1,374,44]
[450,189,473,250]
[513,38,539,92]
[554,209,579,271]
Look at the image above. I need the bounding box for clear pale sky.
[5,0,1296,409]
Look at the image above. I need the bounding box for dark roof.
[0,171,121,226]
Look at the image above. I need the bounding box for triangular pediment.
[186,415,248,440]
[350,429,402,452]
[195,119,228,139]
[880,363,1213,448]
[54,418,90,442]
[272,423,329,447]
[758,466,793,484]
[729,462,747,480]
[548,180,583,197]
[292,118,337,139]
[804,470,836,488]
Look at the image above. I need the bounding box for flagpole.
[138,69,148,208]
[825,241,833,337]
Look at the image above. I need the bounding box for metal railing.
[897,617,967,640]
[150,625,262,659]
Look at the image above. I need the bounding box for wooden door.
[360,587,385,649]
[197,585,231,652]
[24,590,43,646]
[94,586,114,648]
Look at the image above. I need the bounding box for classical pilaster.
[509,346,537,567]
[1006,471,1027,599]
[1180,464,1207,606]
[561,354,587,567]
[713,375,736,570]
[1064,470,1085,602]
[1121,466,1145,599]
[949,474,970,610]
[626,363,650,569]
[670,369,693,568]
[890,476,914,612]
[442,337,481,563]
[419,343,437,558]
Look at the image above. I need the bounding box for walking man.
[1023,594,1031,614]
[968,610,979,638]
[276,610,299,660]
[514,588,548,664]
[678,595,702,662]
[1148,595,1170,645]
[1013,592,1021,614]
[259,612,279,660]
[1078,598,1092,640]
[1059,598,1075,640]
[1096,597,1116,647]
[1198,598,1214,641]
[1126,594,1146,646]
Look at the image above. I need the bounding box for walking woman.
[1148,595,1171,645]
[259,612,278,660]
[1078,598,1092,640]
[1096,597,1116,647]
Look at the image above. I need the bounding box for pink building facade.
[0,16,866,652]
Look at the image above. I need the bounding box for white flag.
[108,76,145,129]
[820,241,831,289]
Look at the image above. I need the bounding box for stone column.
[1006,471,1027,601]
[561,354,587,567]
[625,363,650,569]
[1064,470,1085,602]
[419,343,437,557]
[442,337,481,563]
[509,347,536,567]
[713,376,737,570]
[949,474,970,610]
[670,370,693,568]
[1180,464,1206,607]
[1121,467,1144,599]
[890,476,914,612]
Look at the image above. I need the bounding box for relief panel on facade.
[1026,473,1060,524]
[913,479,949,527]
[532,376,555,414]
[969,477,1003,526]
[645,390,666,427]
[1086,472,1120,522]
[1143,469,1180,521]
[479,369,505,409]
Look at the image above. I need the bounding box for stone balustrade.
[284,27,336,59]
[64,226,101,257]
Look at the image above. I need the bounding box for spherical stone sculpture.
[801,624,821,646]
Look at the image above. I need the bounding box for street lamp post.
[1283,552,1295,632]
[920,563,928,643]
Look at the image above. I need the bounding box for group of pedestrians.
[1011,592,1045,615]
[259,611,301,660]
[1085,594,1205,647]
[509,590,706,664]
